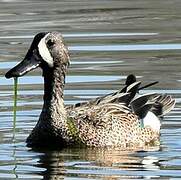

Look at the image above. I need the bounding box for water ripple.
[70,44,181,51]
[0,32,158,39]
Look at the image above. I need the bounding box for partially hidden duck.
[5,32,175,149]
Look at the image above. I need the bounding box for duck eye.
[47,39,55,47]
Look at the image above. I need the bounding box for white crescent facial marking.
[38,33,54,67]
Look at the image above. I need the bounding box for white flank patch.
[143,111,161,132]
[38,33,54,67]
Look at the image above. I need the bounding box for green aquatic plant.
[13,77,18,140]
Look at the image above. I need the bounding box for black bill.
[5,50,41,79]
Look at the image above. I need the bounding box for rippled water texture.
[0,0,181,179]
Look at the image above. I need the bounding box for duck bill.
[5,56,41,79]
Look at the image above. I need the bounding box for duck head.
[5,32,70,79]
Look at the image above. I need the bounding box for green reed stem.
[13,77,18,140]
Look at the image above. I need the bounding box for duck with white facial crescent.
[5,32,175,149]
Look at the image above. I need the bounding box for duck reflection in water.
[38,147,162,179]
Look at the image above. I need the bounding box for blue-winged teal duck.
[5,32,175,149]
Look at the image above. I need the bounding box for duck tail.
[130,93,157,119]
[150,94,176,116]
[130,93,175,118]
[139,94,175,131]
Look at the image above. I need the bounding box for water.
[0,0,181,179]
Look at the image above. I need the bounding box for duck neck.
[42,63,68,121]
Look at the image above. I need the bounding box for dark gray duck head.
[5,32,70,78]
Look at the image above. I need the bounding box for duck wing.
[67,103,139,147]
[66,80,141,111]
[66,74,159,110]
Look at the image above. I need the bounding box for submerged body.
[5,32,175,149]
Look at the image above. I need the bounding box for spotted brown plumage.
[5,32,175,149]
